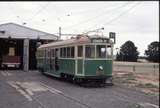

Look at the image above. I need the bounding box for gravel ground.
[0,70,159,108]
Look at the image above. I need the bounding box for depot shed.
[0,22,58,71]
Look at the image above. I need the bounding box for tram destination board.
[91,38,110,43]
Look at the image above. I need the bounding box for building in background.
[0,23,58,71]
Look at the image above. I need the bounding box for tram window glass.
[96,45,106,58]
[46,49,50,57]
[71,47,74,58]
[55,49,59,57]
[37,50,43,57]
[78,46,83,57]
[106,45,112,58]
[51,49,55,57]
[36,50,39,57]
[85,45,95,58]
[63,48,66,58]
[67,47,71,58]
[60,48,63,57]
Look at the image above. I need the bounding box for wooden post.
[23,38,29,72]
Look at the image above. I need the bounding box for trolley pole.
[59,27,61,40]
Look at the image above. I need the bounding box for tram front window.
[107,45,112,58]
[96,45,106,58]
[85,45,95,58]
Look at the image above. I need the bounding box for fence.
[113,61,159,74]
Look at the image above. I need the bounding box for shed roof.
[0,22,58,40]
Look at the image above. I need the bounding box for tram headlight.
[98,66,103,71]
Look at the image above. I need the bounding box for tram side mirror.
[109,32,116,44]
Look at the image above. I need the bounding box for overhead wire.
[51,3,131,36]
[68,3,128,16]
[8,3,25,24]
[86,2,141,32]
[27,2,50,23]
[61,2,131,31]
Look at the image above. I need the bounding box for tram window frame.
[85,45,95,58]
[106,45,112,58]
[96,45,106,58]
[78,46,83,57]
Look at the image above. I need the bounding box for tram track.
[39,80,159,108]
[39,81,92,108]
[4,70,159,108]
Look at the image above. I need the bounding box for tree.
[145,41,159,63]
[116,40,139,62]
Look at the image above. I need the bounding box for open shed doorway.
[0,38,23,70]
[29,40,37,70]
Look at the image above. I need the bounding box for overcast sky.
[0,1,159,56]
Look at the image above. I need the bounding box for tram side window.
[106,45,112,58]
[96,45,106,58]
[51,49,55,57]
[85,45,95,58]
[41,50,45,57]
[78,46,83,57]
[71,47,74,58]
[36,50,44,57]
[67,47,71,58]
[46,49,51,57]
[63,48,66,58]
[60,48,63,57]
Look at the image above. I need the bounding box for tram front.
[82,37,114,84]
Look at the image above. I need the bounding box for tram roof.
[38,35,112,49]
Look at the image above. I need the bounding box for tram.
[36,34,115,86]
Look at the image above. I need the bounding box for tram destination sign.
[91,38,110,43]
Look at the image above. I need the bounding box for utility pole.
[59,27,61,40]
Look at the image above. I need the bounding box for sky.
[0,1,159,56]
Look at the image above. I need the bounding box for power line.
[62,2,131,31]
[8,4,25,25]
[87,2,141,31]
[28,2,50,22]
[69,3,128,16]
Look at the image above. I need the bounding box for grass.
[136,83,159,88]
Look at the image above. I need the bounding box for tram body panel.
[84,59,112,76]
[59,58,75,75]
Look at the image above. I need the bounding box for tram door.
[55,48,59,71]
[77,46,84,75]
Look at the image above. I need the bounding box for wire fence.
[113,61,159,74]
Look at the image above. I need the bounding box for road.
[0,70,159,108]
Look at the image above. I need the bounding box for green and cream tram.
[36,34,115,85]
